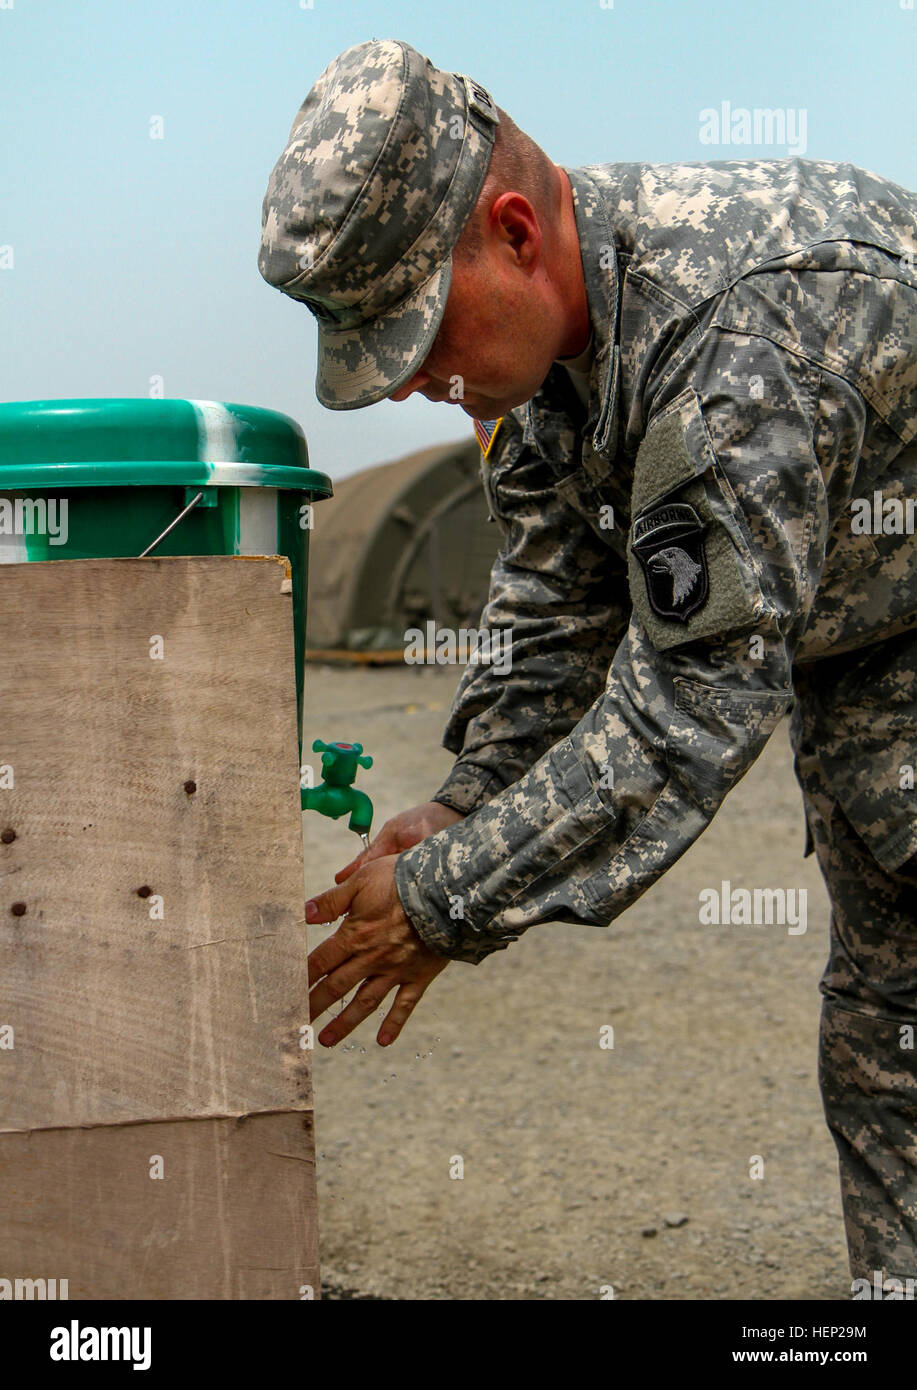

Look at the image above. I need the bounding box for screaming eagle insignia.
[631,502,709,621]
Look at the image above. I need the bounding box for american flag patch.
[473,417,503,460]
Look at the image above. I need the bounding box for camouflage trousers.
[791,632,917,1281]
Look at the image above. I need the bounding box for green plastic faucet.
[301,739,374,839]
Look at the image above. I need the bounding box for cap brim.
[314,258,453,411]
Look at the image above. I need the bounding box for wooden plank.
[0,556,318,1298]
[0,1114,319,1300]
[306,647,406,665]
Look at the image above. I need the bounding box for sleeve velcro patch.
[627,394,769,651]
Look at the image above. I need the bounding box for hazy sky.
[1,0,914,481]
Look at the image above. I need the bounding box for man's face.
[386,235,561,419]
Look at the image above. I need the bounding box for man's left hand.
[305,855,449,1047]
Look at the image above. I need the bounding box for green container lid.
[0,398,333,496]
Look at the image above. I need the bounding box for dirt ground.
[301,662,852,1301]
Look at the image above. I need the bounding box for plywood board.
[0,1112,319,1300]
[0,556,318,1298]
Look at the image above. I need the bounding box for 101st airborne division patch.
[631,501,709,621]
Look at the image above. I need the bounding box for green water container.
[0,398,333,751]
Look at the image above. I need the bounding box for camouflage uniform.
[256,39,917,1281]
[391,159,917,1278]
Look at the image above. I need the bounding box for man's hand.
[335,800,465,882]
[306,854,450,1047]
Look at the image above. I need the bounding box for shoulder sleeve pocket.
[664,675,791,815]
[627,388,773,651]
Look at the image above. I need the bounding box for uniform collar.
[521,165,621,467]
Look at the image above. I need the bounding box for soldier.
[258,38,917,1282]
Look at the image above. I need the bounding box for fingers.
[334,853,361,883]
[306,876,356,925]
[332,802,464,885]
[334,839,386,883]
[307,930,353,987]
[307,919,387,992]
[333,822,400,882]
[309,943,383,1019]
[377,980,429,1046]
[308,857,411,991]
[315,976,397,1045]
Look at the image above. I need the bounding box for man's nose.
[388,370,430,403]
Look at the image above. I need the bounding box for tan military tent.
[305,437,501,653]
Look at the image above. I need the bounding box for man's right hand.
[335,800,466,883]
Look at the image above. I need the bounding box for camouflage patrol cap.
[258,38,500,410]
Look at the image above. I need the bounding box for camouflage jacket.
[393,158,917,964]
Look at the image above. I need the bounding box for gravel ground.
[301,663,851,1301]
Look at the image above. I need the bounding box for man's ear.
[490,191,541,266]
